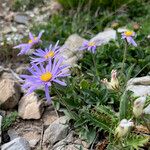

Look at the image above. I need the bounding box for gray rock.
[90,28,117,46]
[8,129,19,140]
[53,131,74,150]
[65,144,88,150]
[1,137,31,150]
[14,13,29,25]
[0,115,2,145]
[60,34,86,66]
[18,93,44,120]
[0,78,21,109]
[43,116,69,145]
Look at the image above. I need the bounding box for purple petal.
[29,32,34,40]
[53,79,67,86]
[130,38,137,47]
[37,31,43,40]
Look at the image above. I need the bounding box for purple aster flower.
[20,57,70,103]
[14,31,43,55]
[121,31,137,47]
[31,41,60,64]
[80,40,97,53]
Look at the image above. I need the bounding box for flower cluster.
[133,96,150,118]
[115,119,134,139]
[101,70,119,91]
[15,32,70,103]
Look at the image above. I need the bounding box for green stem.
[121,42,127,74]
[92,53,99,81]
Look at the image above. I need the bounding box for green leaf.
[126,134,150,150]
[119,91,128,120]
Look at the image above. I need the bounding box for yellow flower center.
[124,31,133,37]
[88,42,95,46]
[28,37,37,43]
[40,72,52,82]
[44,51,55,59]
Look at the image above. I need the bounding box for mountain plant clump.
[15,27,150,149]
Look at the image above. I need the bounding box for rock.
[0,115,2,145]
[90,28,117,46]
[60,34,86,66]
[127,85,150,97]
[127,76,150,86]
[74,139,90,149]
[14,13,29,25]
[0,79,21,109]
[23,131,40,148]
[65,144,88,150]
[53,131,74,150]
[15,64,28,75]
[4,12,14,22]
[1,137,31,150]
[127,76,150,97]
[8,129,19,141]
[61,34,86,58]
[43,116,69,145]
[42,106,58,126]
[18,93,44,119]
[63,56,78,66]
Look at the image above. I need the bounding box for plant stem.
[121,42,127,74]
[92,53,99,81]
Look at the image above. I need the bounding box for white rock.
[127,85,150,97]
[90,28,117,46]
[127,76,150,86]
[18,93,44,119]
[43,116,69,145]
[127,76,150,97]
[1,137,31,150]
[0,79,21,109]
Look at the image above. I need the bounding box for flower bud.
[101,70,119,91]
[133,96,146,118]
[115,119,134,139]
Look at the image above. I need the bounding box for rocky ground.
[0,0,62,46]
